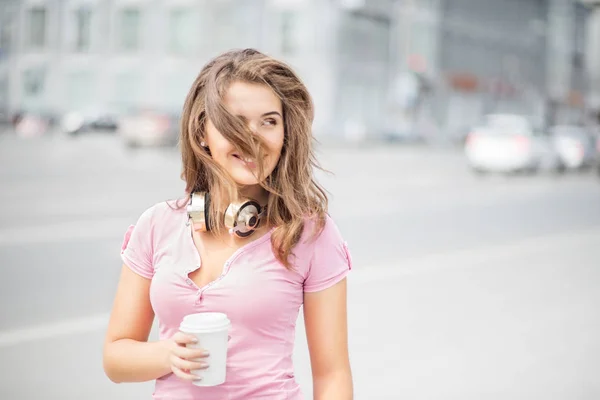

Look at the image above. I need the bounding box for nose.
[247,121,259,135]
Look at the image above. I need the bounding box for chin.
[231,175,260,186]
[228,167,260,186]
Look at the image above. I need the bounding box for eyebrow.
[261,111,282,118]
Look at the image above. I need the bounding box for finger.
[171,355,209,372]
[172,332,198,346]
[174,346,210,360]
[171,365,201,382]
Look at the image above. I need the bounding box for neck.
[238,184,269,206]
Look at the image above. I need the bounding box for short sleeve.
[120,207,155,279]
[303,215,353,293]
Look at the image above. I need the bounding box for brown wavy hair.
[178,48,328,268]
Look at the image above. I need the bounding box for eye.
[262,118,277,127]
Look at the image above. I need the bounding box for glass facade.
[168,8,199,56]
[28,7,47,49]
[118,8,141,52]
[0,0,595,134]
[74,7,92,53]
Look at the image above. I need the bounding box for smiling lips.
[232,153,257,169]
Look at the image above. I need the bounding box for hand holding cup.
[179,312,231,386]
[166,331,210,382]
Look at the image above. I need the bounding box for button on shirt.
[120,201,353,400]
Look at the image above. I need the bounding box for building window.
[168,8,197,55]
[23,67,46,97]
[573,5,586,56]
[74,7,92,52]
[0,5,14,55]
[210,5,238,52]
[28,7,47,49]
[280,11,296,55]
[207,1,261,53]
[0,74,8,109]
[118,8,141,51]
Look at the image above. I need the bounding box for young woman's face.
[205,81,285,187]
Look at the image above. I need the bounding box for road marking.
[0,217,133,246]
[350,225,600,284]
[0,226,598,348]
[0,313,110,348]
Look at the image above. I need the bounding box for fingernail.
[190,337,198,342]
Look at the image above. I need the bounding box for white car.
[118,110,180,148]
[464,114,559,174]
[550,125,597,170]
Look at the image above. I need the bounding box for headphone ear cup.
[239,200,261,227]
[187,192,210,232]
[204,192,212,231]
[225,200,261,237]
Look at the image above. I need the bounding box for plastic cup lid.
[180,312,230,332]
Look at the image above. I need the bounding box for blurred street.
[0,134,599,399]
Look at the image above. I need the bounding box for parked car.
[550,125,597,171]
[61,110,119,136]
[118,110,180,148]
[90,114,119,131]
[595,133,600,176]
[13,111,57,138]
[464,114,561,174]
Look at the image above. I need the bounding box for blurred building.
[391,0,595,142]
[583,0,600,124]
[0,0,280,122]
[0,0,597,140]
[0,0,343,136]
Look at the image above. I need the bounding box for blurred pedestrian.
[103,49,354,399]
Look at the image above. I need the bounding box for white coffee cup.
[179,312,231,387]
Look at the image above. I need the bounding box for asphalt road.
[0,133,599,399]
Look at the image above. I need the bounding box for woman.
[103,49,353,399]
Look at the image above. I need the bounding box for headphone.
[186,192,267,238]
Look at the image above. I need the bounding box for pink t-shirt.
[120,200,352,400]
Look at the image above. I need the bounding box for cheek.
[206,134,231,163]
[212,143,230,162]
[264,132,285,160]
